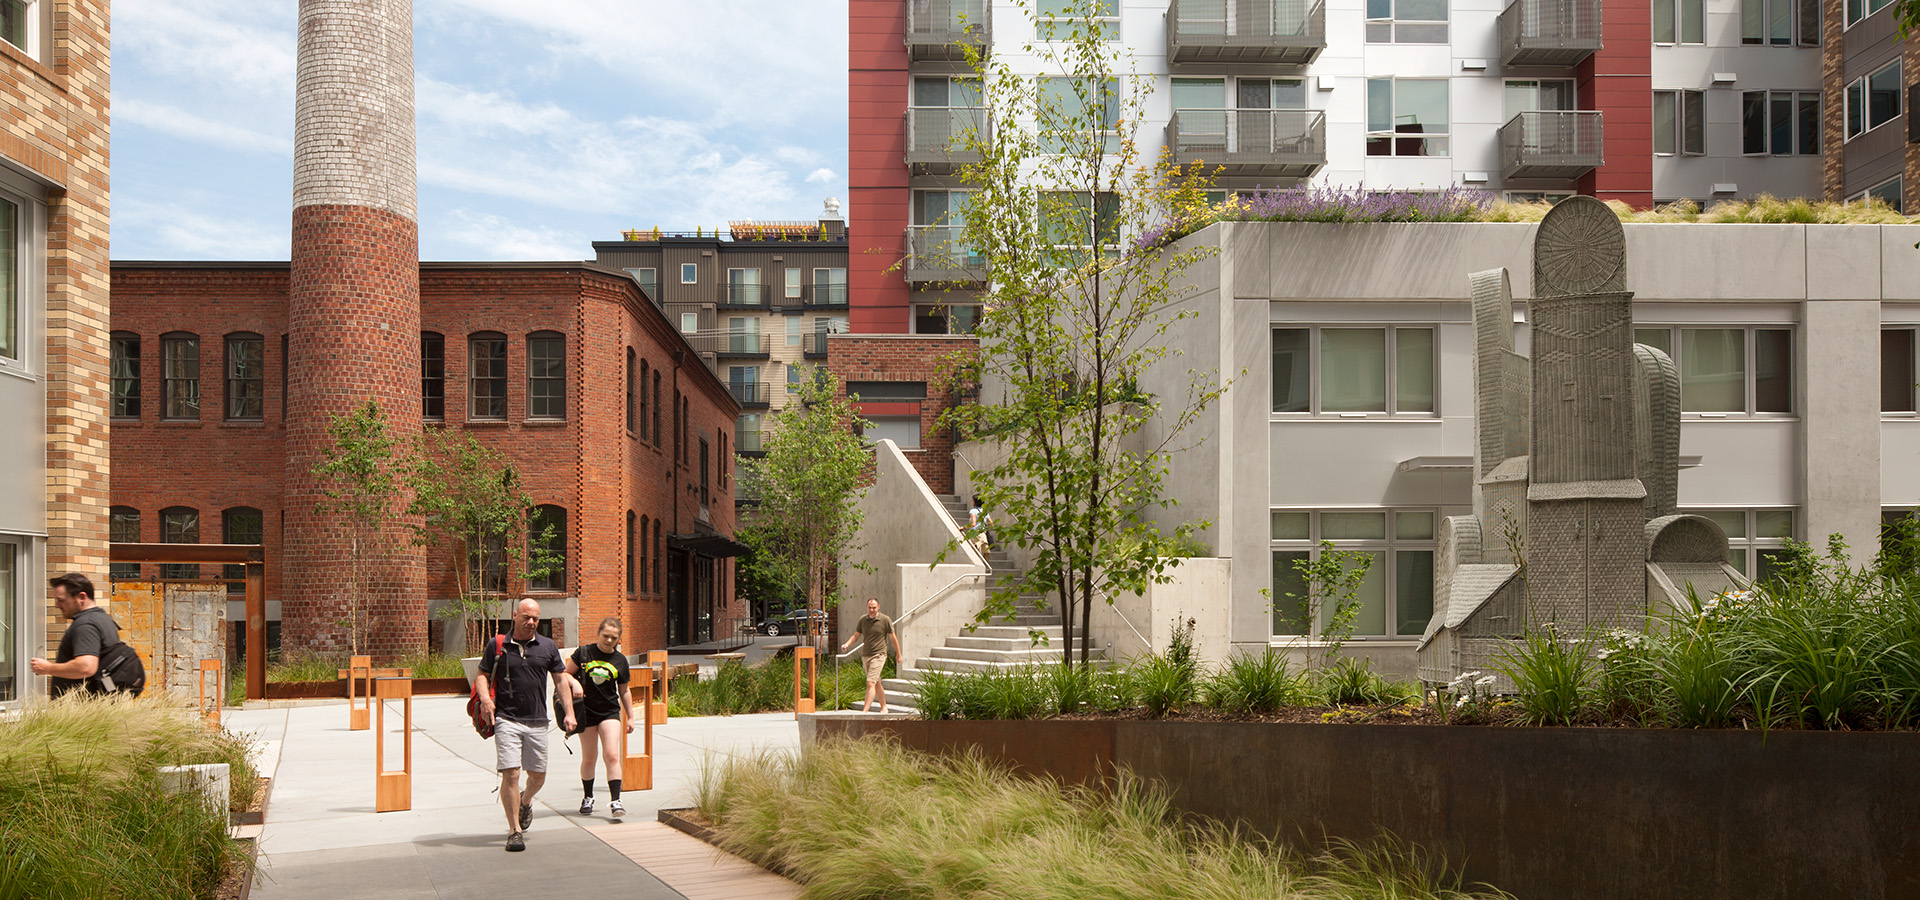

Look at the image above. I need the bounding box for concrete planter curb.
[804,715,1920,900]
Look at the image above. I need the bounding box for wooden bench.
[338,667,413,680]
[705,652,747,664]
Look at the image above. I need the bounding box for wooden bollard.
[196,658,223,731]
[373,676,412,813]
[793,645,817,717]
[347,655,372,731]
[646,650,669,725]
[621,680,654,793]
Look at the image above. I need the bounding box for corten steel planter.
[261,676,468,699]
[805,715,1920,900]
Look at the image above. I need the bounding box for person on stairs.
[839,597,902,713]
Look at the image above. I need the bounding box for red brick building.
[826,333,977,497]
[109,260,745,655]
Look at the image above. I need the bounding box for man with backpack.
[30,572,141,698]
[474,598,574,852]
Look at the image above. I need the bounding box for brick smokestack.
[283,0,426,656]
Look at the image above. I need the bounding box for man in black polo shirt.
[29,573,118,698]
[476,598,575,852]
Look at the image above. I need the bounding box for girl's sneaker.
[609,799,625,818]
[578,796,594,815]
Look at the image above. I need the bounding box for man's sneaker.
[518,801,533,829]
[505,832,525,852]
[609,799,625,818]
[579,796,594,816]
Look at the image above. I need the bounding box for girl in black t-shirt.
[564,617,634,818]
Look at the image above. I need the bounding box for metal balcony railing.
[1498,110,1604,180]
[724,282,766,306]
[1497,0,1602,67]
[727,381,769,407]
[907,107,989,174]
[719,332,767,356]
[906,0,990,60]
[803,331,831,358]
[1164,109,1327,178]
[809,283,849,306]
[906,225,987,283]
[737,429,764,454]
[1167,0,1326,66]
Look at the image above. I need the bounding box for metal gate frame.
[108,543,267,700]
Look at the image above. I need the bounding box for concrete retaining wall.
[804,715,1920,900]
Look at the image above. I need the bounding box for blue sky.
[113,0,850,261]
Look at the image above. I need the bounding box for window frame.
[526,330,565,420]
[221,506,263,593]
[223,332,265,421]
[1742,90,1821,156]
[109,506,141,580]
[422,332,445,421]
[1633,325,1794,416]
[1741,0,1817,44]
[863,415,924,450]
[468,331,508,421]
[160,506,200,580]
[680,262,698,284]
[1365,0,1449,43]
[1845,0,1895,26]
[1039,76,1122,154]
[1036,0,1119,40]
[528,504,567,592]
[161,332,201,421]
[725,267,763,306]
[812,267,849,305]
[110,331,141,419]
[1845,60,1902,140]
[1686,507,1797,581]
[1653,89,1707,156]
[1271,325,1438,416]
[1269,508,1439,640]
[626,510,637,596]
[1365,78,1451,158]
[1882,327,1919,413]
[1654,0,1706,42]
[1853,175,1905,214]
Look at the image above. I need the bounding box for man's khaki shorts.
[864,653,886,684]
[494,718,549,773]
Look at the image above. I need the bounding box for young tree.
[736,370,870,649]
[312,398,403,657]
[943,0,1223,666]
[405,429,559,655]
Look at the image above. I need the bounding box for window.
[726,268,762,305]
[528,505,566,592]
[469,332,507,419]
[0,540,12,703]
[161,506,200,580]
[1,0,44,60]
[638,359,651,439]
[1654,0,1705,42]
[784,268,803,301]
[639,514,651,592]
[1039,77,1121,153]
[864,416,923,449]
[0,194,15,362]
[913,76,986,155]
[720,431,730,487]
[626,267,657,297]
[625,348,637,433]
[162,333,200,420]
[1743,90,1821,155]
[110,506,141,580]
[1846,60,1902,139]
[1743,0,1816,43]
[1689,509,1795,581]
[626,511,637,595]
[728,365,760,405]
[1504,80,1575,119]
[679,312,698,334]
[674,388,684,462]
[680,262,698,284]
[652,371,662,447]
[786,316,803,347]
[653,520,662,596]
[1846,0,1894,25]
[111,332,140,419]
[527,331,564,419]
[915,303,982,334]
[224,333,264,420]
[222,507,262,595]
[727,317,761,354]
[1366,0,1448,42]
[700,438,711,505]
[1653,90,1706,155]
[1855,176,1905,213]
[1272,326,1435,414]
[1041,191,1120,253]
[1367,79,1449,157]
[1884,328,1919,412]
[422,332,445,420]
[738,413,764,453]
[1270,510,1437,638]
[471,534,507,595]
[812,267,848,305]
[1037,0,1118,39]
[1634,326,1792,414]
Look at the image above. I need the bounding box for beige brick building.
[0,0,112,705]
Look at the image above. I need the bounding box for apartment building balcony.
[906,0,990,61]
[1497,0,1601,67]
[803,331,831,359]
[1164,109,1327,179]
[714,332,770,359]
[1166,0,1326,66]
[727,381,770,409]
[906,225,987,284]
[721,282,768,307]
[807,283,848,308]
[907,107,989,175]
[1498,110,1604,180]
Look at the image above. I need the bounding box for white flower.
[1475,675,1497,687]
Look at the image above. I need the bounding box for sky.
[112,0,850,262]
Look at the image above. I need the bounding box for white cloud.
[440,210,588,260]
[115,0,298,96]
[117,99,292,157]
[116,199,290,260]
[806,168,837,184]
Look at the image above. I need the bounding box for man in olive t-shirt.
[839,597,902,712]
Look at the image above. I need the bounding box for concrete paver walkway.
[223,697,805,899]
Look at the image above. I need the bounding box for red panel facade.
[1577,0,1655,207]
[850,0,913,334]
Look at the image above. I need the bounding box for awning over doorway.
[669,532,751,558]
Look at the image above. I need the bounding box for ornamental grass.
[696,737,1508,900]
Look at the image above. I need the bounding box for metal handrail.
[897,570,990,628]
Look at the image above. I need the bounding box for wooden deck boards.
[585,820,802,900]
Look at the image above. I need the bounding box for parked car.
[760,608,828,636]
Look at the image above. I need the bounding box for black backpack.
[85,617,145,697]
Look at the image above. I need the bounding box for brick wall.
[2,0,113,654]
[825,333,978,495]
[111,262,745,658]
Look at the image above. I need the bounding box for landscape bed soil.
[1051,703,1920,730]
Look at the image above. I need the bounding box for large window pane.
[1322,511,1387,540]
[1272,329,1310,412]
[161,507,199,580]
[1756,509,1795,538]
[1396,511,1436,540]
[1654,0,1674,40]
[1653,92,1677,154]
[0,197,14,361]
[1884,330,1915,412]
[1796,92,1820,155]
[528,332,565,419]
[111,332,140,418]
[110,507,140,580]
[1272,551,1311,634]
[163,334,200,420]
[1366,79,1393,133]
[1396,549,1435,635]
[1271,511,1310,539]
[1395,327,1434,412]
[1682,91,1705,154]
[1770,92,1794,154]
[1699,509,1747,538]
[1635,327,1672,354]
[1320,550,1386,635]
[1322,329,1387,412]
[470,333,507,419]
[1742,91,1767,154]
[225,334,264,420]
[1681,0,1704,41]
[1681,328,1744,412]
[1754,328,1791,412]
[1868,62,1902,130]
